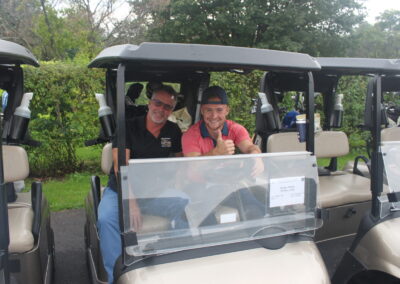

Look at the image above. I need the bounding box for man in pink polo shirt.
[182,86,264,221]
[182,86,261,158]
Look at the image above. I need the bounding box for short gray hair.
[151,85,178,107]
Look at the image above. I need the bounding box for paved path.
[52,208,352,283]
[52,209,90,284]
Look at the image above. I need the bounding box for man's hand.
[215,130,235,155]
[251,157,264,177]
[129,199,142,232]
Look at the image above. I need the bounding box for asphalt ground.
[52,209,90,284]
[52,208,353,283]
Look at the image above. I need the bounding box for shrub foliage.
[24,62,104,177]
[23,64,372,177]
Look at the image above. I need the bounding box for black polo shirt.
[107,115,182,191]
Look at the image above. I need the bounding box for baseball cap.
[201,86,228,105]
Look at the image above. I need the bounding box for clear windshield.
[382,142,400,194]
[120,152,321,257]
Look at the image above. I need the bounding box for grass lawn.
[34,172,108,211]
[317,151,367,170]
[29,146,107,211]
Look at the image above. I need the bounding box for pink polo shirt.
[182,120,251,155]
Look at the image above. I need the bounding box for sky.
[364,0,399,23]
[113,0,398,24]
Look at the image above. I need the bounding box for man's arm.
[184,130,234,157]
[237,139,261,154]
[112,148,131,176]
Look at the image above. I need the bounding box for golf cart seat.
[5,145,35,253]
[101,143,170,232]
[267,131,373,208]
[101,143,239,230]
[381,127,400,141]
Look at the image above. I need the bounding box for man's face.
[201,99,229,131]
[148,91,175,124]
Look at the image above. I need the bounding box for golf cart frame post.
[0,115,9,284]
[370,75,383,218]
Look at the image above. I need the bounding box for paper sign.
[269,176,305,208]
[220,213,237,223]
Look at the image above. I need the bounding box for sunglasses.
[151,99,174,111]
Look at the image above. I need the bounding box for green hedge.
[21,64,370,177]
[211,71,262,132]
[24,62,104,177]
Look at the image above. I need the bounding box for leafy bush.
[21,62,373,177]
[337,76,370,151]
[24,62,104,177]
[211,71,262,132]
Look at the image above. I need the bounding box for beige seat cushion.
[3,145,29,183]
[140,215,170,233]
[101,143,113,175]
[381,127,400,142]
[267,131,349,158]
[318,173,371,208]
[319,172,389,208]
[8,207,34,253]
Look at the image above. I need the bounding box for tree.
[0,0,42,49]
[348,10,400,58]
[128,0,365,56]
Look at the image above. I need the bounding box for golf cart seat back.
[101,143,113,175]
[267,131,374,208]
[101,143,240,230]
[342,127,400,177]
[267,131,349,158]
[381,127,400,141]
[4,145,35,253]
[3,145,29,183]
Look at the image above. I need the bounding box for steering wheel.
[203,158,255,182]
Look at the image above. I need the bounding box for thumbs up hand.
[215,130,235,155]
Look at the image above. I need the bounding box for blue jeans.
[97,187,188,283]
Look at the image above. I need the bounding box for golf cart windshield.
[120,151,321,257]
[381,141,400,210]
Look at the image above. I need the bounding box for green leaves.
[24,62,105,177]
[131,0,364,56]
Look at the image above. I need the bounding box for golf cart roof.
[316,57,400,75]
[381,75,400,92]
[88,42,321,72]
[0,39,39,67]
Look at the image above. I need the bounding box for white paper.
[269,176,305,208]
[220,213,237,223]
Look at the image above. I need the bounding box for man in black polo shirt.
[97,85,186,284]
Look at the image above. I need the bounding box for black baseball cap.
[201,86,228,105]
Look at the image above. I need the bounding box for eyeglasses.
[151,99,174,111]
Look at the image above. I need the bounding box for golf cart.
[253,58,400,244]
[331,72,400,283]
[84,42,329,283]
[0,39,55,284]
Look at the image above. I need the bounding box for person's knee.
[98,202,118,229]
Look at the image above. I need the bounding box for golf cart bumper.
[353,216,400,278]
[115,240,329,284]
